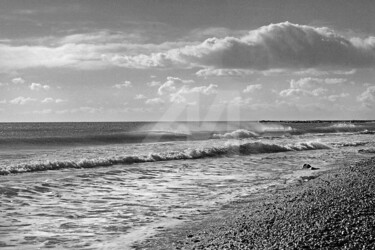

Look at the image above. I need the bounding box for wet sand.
[135,156,375,249]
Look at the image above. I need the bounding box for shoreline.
[134,156,375,249]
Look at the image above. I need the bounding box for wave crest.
[0,140,330,175]
[213,129,259,139]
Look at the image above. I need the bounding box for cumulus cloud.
[327,93,350,102]
[10,96,37,105]
[56,107,103,114]
[145,97,165,105]
[169,84,218,103]
[135,94,146,100]
[243,84,262,93]
[2,22,375,71]
[196,68,256,77]
[113,81,132,89]
[11,77,25,84]
[290,77,346,89]
[109,22,375,70]
[41,97,66,104]
[158,77,194,95]
[280,77,346,98]
[147,81,161,87]
[30,82,50,90]
[357,86,375,107]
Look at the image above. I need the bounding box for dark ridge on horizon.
[260,120,375,123]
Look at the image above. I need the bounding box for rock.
[302,164,312,169]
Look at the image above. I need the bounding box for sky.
[0,0,374,122]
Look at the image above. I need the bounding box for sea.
[1,121,375,249]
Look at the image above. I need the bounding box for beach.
[1,121,375,249]
[135,156,375,250]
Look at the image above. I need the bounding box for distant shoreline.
[259,120,375,123]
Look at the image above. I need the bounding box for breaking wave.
[0,141,330,175]
[330,123,357,128]
[213,129,259,139]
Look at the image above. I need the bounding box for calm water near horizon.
[1,121,375,249]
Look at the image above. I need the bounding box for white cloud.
[2,23,375,72]
[196,68,256,77]
[135,94,146,100]
[147,81,161,87]
[145,97,165,105]
[327,93,350,102]
[290,77,346,89]
[185,84,218,95]
[243,84,262,93]
[11,77,25,84]
[280,77,347,98]
[357,86,375,107]
[113,81,132,89]
[0,99,6,104]
[109,22,375,70]
[56,107,103,114]
[30,82,50,91]
[158,77,194,95]
[41,97,66,104]
[10,96,37,105]
[169,84,218,104]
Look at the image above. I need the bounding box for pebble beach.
[136,156,375,250]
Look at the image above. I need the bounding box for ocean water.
[1,121,375,249]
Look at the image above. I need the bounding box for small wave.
[213,129,259,139]
[330,123,357,128]
[331,142,368,147]
[0,141,330,175]
[359,130,375,135]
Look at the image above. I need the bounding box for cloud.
[30,82,50,90]
[280,77,346,98]
[243,84,262,93]
[113,81,132,89]
[196,68,256,77]
[109,22,375,70]
[56,107,103,114]
[158,77,194,95]
[145,97,165,105]
[2,22,375,71]
[11,77,25,84]
[290,77,346,89]
[147,81,161,87]
[134,94,146,100]
[169,84,218,103]
[10,96,37,105]
[41,97,66,104]
[327,93,350,102]
[0,30,190,71]
[357,86,375,107]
